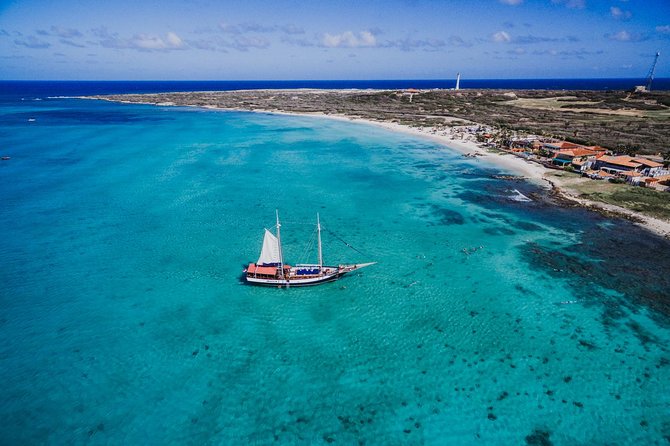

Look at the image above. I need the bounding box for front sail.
[257,229,281,265]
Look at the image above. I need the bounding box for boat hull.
[244,263,374,288]
[245,271,343,287]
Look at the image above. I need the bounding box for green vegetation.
[580,186,670,220]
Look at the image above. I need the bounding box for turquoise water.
[1,97,669,444]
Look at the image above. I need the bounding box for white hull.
[246,270,341,287]
[245,263,375,288]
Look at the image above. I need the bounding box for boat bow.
[339,262,377,273]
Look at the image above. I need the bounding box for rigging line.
[298,227,317,263]
[322,226,369,257]
[279,220,315,226]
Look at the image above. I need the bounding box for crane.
[645,52,660,91]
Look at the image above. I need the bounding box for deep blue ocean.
[1,82,670,444]
[1,78,669,99]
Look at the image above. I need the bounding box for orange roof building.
[542,141,581,152]
[633,158,663,168]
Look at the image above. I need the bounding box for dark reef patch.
[483,226,515,236]
[627,321,661,347]
[519,230,670,320]
[515,221,544,232]
[413,203,465,226]
[431,207,465,225]
[525,428,553,446]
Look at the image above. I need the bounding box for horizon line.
[1,77,668,82]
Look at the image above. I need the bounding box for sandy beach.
[237,107,670,239]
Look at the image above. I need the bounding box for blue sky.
[1,0,668,80]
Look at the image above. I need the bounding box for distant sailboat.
[244,211,375,287]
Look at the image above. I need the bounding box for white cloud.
[131,33,185,50]
[166,32,183,47]
[492,31,512,43]
[657,25,670,34]
[604,30,647,42]
[499,0,523,5]
[609,30,631,41]
[610,6,632,20]
[605,29,648,42]
[97,30,187,51]
[322,30,377,48]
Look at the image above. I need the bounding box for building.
[632,157,665,177]
[552,147,606,170]
[645,174,670,191]
[594,155,664,177]
[541,141,582,155]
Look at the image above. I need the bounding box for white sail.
[257,229,281,265]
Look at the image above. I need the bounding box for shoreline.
[193,102,552,184]
[275,110,670,239]
[83,94,670,239]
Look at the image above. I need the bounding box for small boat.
[244,211,375,288]
[1,156,10,161]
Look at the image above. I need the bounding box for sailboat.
[244,211,375,287]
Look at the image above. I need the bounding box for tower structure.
[455,72,461,90]
[645,52,660,91]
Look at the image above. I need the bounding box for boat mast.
[276,209,284,279]
[317,213,323,270]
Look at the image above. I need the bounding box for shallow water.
[1,96,669,445]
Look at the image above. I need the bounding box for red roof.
[598,155,642,168]
[555,148,598,158]
[632,157,663,168]
[651,174,670,183]
[545,141,580,150]
[586,169,614,178]
[246,263,278,275]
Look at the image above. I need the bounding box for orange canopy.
[247,264,278,275]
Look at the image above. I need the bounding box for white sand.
[259,109,670,239]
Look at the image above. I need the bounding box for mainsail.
[257,229,281,265]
